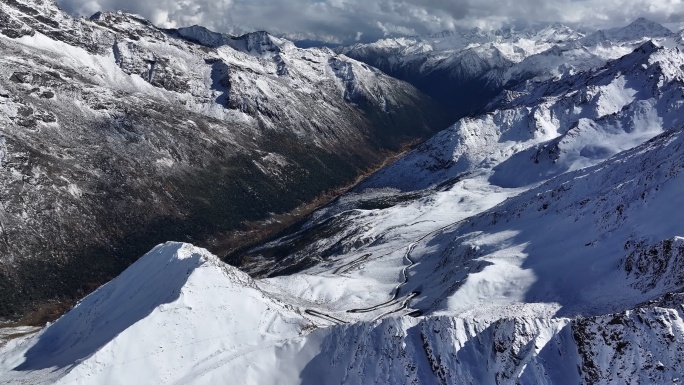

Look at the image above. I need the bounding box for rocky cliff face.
[297,297,684,385]
[0,0,445,319]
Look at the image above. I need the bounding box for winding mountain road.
[303,214,461,325]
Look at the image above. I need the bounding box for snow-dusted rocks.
[297,300,684,385]
[0,0,442,319]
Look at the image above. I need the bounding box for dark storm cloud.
[56,0,684,43]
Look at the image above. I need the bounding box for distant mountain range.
[340,18,676,120]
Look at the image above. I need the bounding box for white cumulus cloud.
[56,0,684,43]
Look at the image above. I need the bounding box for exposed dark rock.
[0,0,447,321]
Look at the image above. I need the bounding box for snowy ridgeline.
[341,17,676,90]
[0,0,433,148]
[340,17,680,119]
[361,40,684,192]
[4,86,684,383]
[1,242,683,384]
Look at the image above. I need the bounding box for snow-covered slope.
[297,300,684,385]
[0,243,315,384]
[5,124,684,382]
[4,236,684,384]
[0,0,444,319]
[393,124,684,318]
[6,129,684,384]
[235,39,684,284]
[363,40,684,191]
[217,33,684,382]
[237,113,684,320]
[285,119,684,382]
[231,36,684,315]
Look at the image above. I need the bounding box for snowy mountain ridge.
[1,243,312,384]
[343,18,676,79]
[348,40,684,191]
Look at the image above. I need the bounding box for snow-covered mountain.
[6,119,684,384]
[3,5,684,384]
[362,40,684,191]
[340,19,678,119]
[237,40,684,276]
[0,0,444,319]
[221,37,684,383]
[1,243,313,384]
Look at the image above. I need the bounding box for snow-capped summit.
[228,31,288,55]
[172,24,232,47]
[172,25,290,58]
[582,17,674,46]
[0,243,310,384]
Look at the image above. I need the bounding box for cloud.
[56,0,684,43]
[58,0,235,30]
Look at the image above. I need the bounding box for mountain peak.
[3,242,306,382]
[612,17,672,39]
[630,17,662,27]
[8,243,249,366]
[624,17,672,34]
[174,24,230,47]
[579,18,672,46]
[88,10,153,26]
[228,30,288,56]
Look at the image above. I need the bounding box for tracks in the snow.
[334,253,372,275]
[304,220,458,325]
[304,310,348,325]
[304,241,419,325]
[348,242,418,314]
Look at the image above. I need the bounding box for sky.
[56,0,684,43]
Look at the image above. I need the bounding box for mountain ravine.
[0,0,447,321]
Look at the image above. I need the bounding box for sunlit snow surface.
[6,60,684,383]
[4,131,684,382]
[0,243,315,384]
